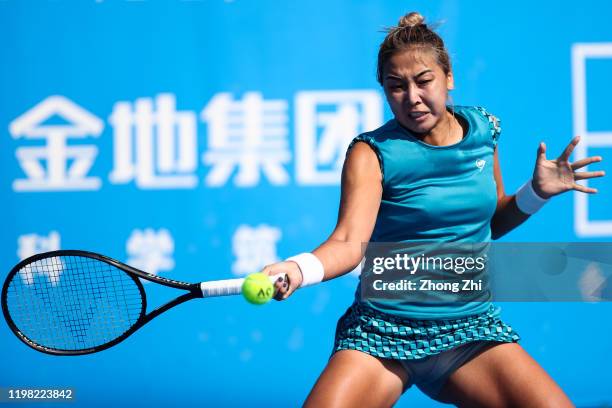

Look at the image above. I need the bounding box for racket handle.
[200,278,244,297]
[199,273,287,298]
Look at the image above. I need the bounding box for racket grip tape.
[199,273,287,297]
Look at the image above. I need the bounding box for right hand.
[260,261,303,301]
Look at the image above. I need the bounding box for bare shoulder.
[343,140,383,184]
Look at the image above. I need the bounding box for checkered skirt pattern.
[333,303,520,360]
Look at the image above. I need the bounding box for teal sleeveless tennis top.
[349,105,502,319]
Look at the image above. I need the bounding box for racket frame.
[2,250,206,356]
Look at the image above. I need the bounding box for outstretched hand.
[532,136,605,199]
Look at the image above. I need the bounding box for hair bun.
[398,12,425,28]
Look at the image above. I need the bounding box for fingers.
[260,263,295,302]
[572,182,598,194]
[537,141,547,163]
[558,136,580,162]
[573,170,606,181]
[274,271,298,301]
[273,274,291,301]
[260,265,284,298]
[571,156,603,170]
[566,143,605,182]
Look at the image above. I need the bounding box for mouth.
[407,111,430,122]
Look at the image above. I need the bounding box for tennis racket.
[1,250,287,356]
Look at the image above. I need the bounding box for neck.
[421,110,460,147]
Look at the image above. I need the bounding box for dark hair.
[376,12,451,85]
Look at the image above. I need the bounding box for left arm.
[490,136,605,240]
[490,147,528,240]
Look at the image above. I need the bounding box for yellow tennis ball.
[242,272,274,305]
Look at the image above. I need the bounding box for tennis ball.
[242,272,274,305]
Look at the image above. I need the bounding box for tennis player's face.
[382,49,454,135]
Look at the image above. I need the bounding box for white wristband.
[286,253,324,288]
[515,178,550,215]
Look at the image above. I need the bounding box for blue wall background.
[1,1,611,407]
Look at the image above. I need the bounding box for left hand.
[532,136,606,199]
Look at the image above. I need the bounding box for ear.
[446,71,455,91]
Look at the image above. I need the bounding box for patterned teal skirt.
[333,302,520,360]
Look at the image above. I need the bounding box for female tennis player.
[262,12,605,407]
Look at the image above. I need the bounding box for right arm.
[262,141,383,300]
[313,141,383,280]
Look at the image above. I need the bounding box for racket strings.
[5,255,144,351]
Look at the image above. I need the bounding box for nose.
[404,84,422,107]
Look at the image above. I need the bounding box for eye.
[418,79,433,85]
[386,83,404,91]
